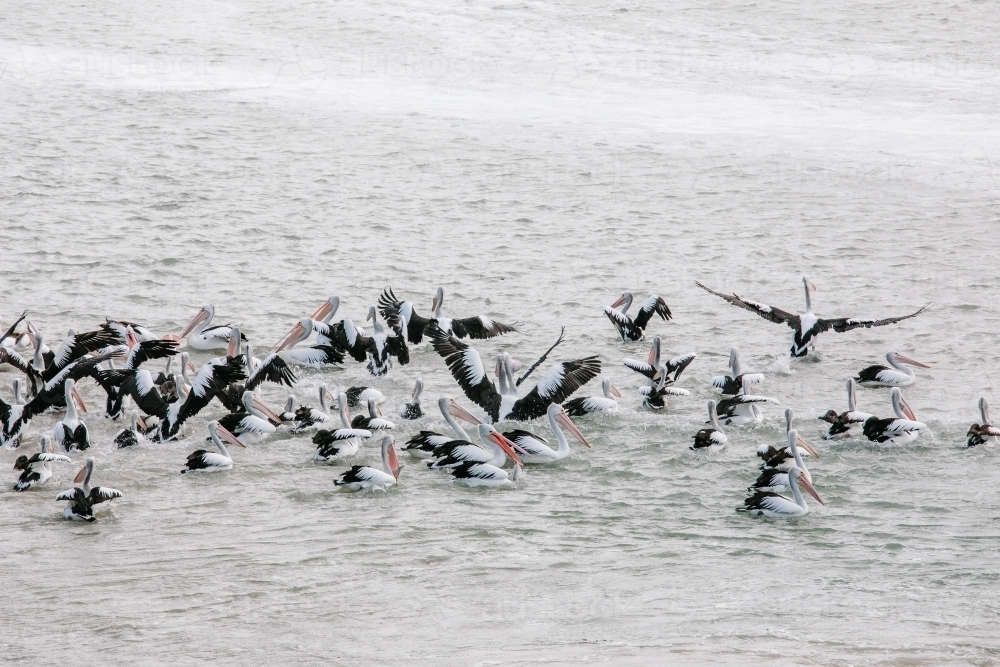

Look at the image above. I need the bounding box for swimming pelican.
[750,430,814,492]
[351,398,395,431]
[967,398,1000,447]
[710,347,765,396]
[291,385,335,433]
[501,403,590,464]
[696,277,929,358]
[114,410,146,448]
[426,423,524,469]
[399,378,424,420]
[217,391,280,445]
[53,379,90,450]
[13,436,71,491]
[274,319,345,367]
[451,461,525,487]
[855,352,931,388]
[691,400,727,450]
[181,421,246,473]
[819,379,872,440]
[862,387,927,446]
[603,292,672,342]
[333,435,401,491]
[403,397,473,458]
[737,467,824,518]
[178,305,246,351]
[715,376,778,426]
[639,367,691,410]
[312,392,372,461]
[564,378,621,416]
[758,411,820,468]
[622,337,696,385]
[279,395,297,423]
[56,457,123,521]
[344,386,386,408]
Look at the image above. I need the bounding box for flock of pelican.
[0,277,978,522]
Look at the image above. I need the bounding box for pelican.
[271,297,342,351]
[351,398,395,431]
[855,352,931,388]
[967,398,1000,447]
[54,379,90,450]
[715,375,778,426]
[738,467,824,518]
[182,421,246,473]
[451,461,525,488]
[274,318,345,367]
[750,430,814,492]
[710,347,765,396]
[56,457,123,521]
[217,391,280,445]
[696,277,929,358]
[333,435,401,491]
[758,410,820,468]
[426,423,524,469]
[178,305,246,351]
[564,378,621,416]
[114,410,146,448]
[313,392,372,461]
[429,328,600,423]
[11,379,24,405]
[819,379,872,440]
[378,287,516,344]
[639,367,691,410]
[399,378,424,420]
[344,386,386,408]
[13,436,71,491]
[603,292,672,342]
[279,395,297,423]
[502,403,590,464]
[862,387,927,446]
[404,397,473,458]
[291,385,335,433]
[691,400,727,449]
[623,337,696,385]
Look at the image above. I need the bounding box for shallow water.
[1,0,999,664]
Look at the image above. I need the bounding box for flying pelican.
[333,435,401,492]
[691,400,727,450]
[696,277,929,358]
[715,376,779,426]
[750,430,814,492]
[56,458,123,521]
[312,392,372,461]
[603,292,672,342]
[710,347,765,396]
[114,410,146,448]
[855,352,931,388]
[429,328,600,423]
[564,378,621,416]
[13,436,71,491]
[862,387,927,446]
[737,467,824,518]
[398,378,424,420]
[967,398,1000,447]
[378,287,516,344]
[178,305,246,351]
[182,421,247,473]
[819,379,872,440]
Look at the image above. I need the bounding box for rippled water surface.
[2,1,1000,664]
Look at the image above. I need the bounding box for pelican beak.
[137,415,148,430]
[274,322,304,352]
[411,385,418,399]
[806,279,817,292]
[73,465,88,484]
[490,431,524,466]
[188,360,197,373]
[431,296,439,312]
[448,400,483,425]
[610,384,622,398]
[556,410,592,448]
[795,435,819,458]
[799,475,826,506]
[179,308,209,339]
[900,395,918,421]
[26,331,37,347]
[895,353,931,369]
[388,443,401,479]
[227,331,240,359]
[126,329,139,350]
[251,397,282,424]
[311,299,334,322]
[216,424,247,448]
[72,386,88,413]
[366,309,373,322]
[376,404,383,417]
[162,333,181,343]
[610,294,627,309]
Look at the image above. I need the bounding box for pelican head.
[788,466,825,505]
[432,287,445,315]
[476,424,525,464]
[547,402,591,448]
[411,378,423,401]
[891,387,918,421]
[602,378,621,399]
[802,277,816,312]
[610,291,634,313]
[180,305,214,339]
[888,351,931,370]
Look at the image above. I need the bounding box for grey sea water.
[2,0,999,664]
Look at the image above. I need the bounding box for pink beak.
[795,435,819,458]
[227,330,240,358]
[251,397,283,424]
[610,384,622,398]
[388,443,401,479]
[489,431,524,466]
[449,400,483,426]
[895,353,931,369]
[179,308,210,339]
[73,465,88,484]
[556,410,592,448]
[274,322,305,352]
[610,294,627,309]
[798,474,826,505]
[216,423,247,448]
[900,395,918,421]
[72,386,88,414]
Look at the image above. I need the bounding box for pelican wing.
[385,331,410,365]
[664,352,697,381]
[695,282,799,328]
[0,349,43,395]
[451,462,505,480]
[427,326,502,421]
[378,288,433,344]
[603,305,638,340]
[622,358,656,379]
[631,295,672,330]
[451,315,517,340]
[46,330,121,379]
[245,353,298,391]
[89,486,123,504]
[120,369,169,418]
[34,452,72,464]
[56,487,84,502]
[511,356,601,421]
[0,311,26,344]
[818,304,930,334]
[339,319,373,363]
[313,428,372,446]
[124,339,178,370]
